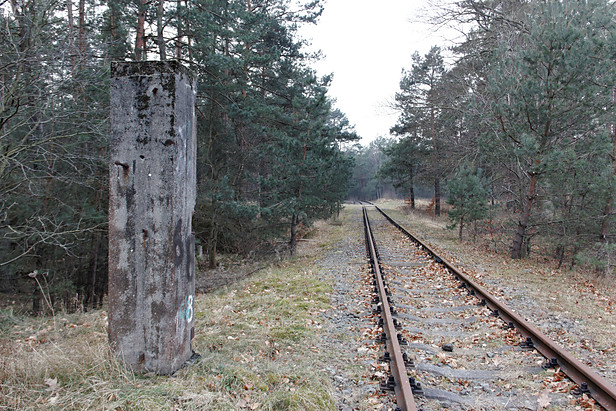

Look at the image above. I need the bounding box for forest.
[0,0,358,312]
[352,0,616,273]
[2,0,616,313]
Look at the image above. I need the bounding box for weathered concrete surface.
[108,61,196,375]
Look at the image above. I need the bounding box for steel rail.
[374,205,616,411]
[362,207,417,411]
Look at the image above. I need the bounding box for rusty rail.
[362,207,417,411]
[374,205,616,411]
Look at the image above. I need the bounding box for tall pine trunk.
[175,0,183,59]
[208,238,217,269]
[135,0,147,60]
[157,0,166,60]
[78,0,85,61]
[288,114,311,256]
[67,0,76,67]
[511,173,538,259]
[431,106,440,216]
[408,164,415,209]
[434,175,440,216]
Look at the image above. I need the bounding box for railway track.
[361,205,616,410]
[363,207,417,410]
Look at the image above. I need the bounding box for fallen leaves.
[236,397,260,409]
[537,389,551,409]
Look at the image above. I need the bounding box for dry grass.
[376,199,616,294]
[0,310,139,410]
[0,215,349,411]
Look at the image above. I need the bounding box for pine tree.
[481,0,616,258]
[393,47,446,215]
[447,166,489,240]
[379,136,427,208]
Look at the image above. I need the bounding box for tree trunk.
[157,0,167,60]
[88,187,104,308]
[207,206,218,269]
[184,0,192,61]
[67,0,76,67]
[408,164,415,209]
[289,114,311,256]
[176,0,183,59]
[86,231,102,309]
[107,0,123,61]
[109,0,117,39]
[556,245,565,269]
[208,238,217,269]
[434,176,441,217]
[78,0,86,62]
[431,105,440,216]
[601,196,613,242]
[459,215,464,240]
[32,281,40,315]
[511,173,538,259]
[289,213,299,255]
[135,0,147,60]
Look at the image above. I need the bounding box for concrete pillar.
[108,61,196,375]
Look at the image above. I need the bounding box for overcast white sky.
[300,0,452,145]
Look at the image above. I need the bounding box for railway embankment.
[0,202,614,410]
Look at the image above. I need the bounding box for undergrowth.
[0,215,347,410]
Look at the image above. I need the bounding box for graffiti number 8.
[186,295,194,323]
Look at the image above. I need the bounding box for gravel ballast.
[313,203,615,410]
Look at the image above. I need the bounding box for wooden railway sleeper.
[373,204,616,411]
